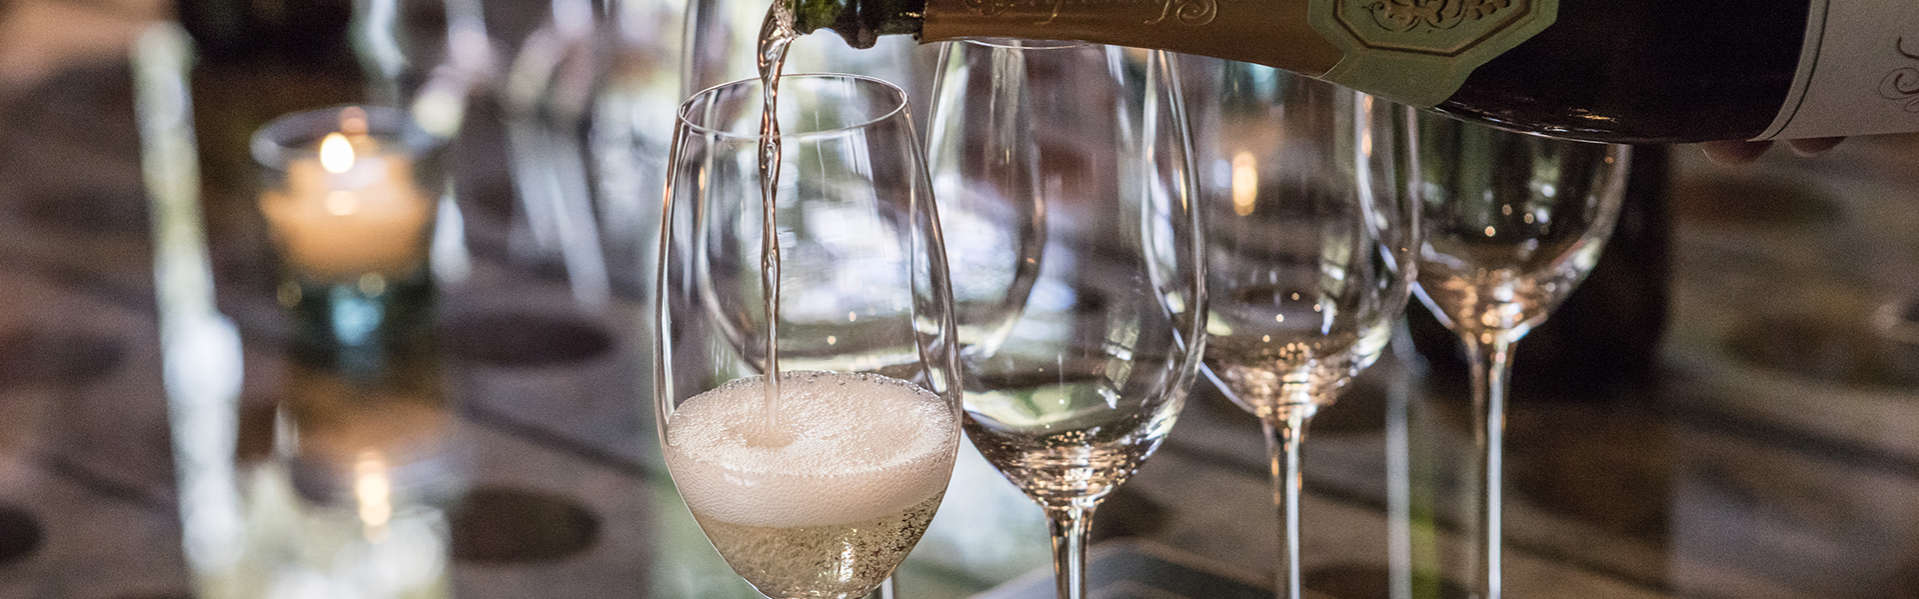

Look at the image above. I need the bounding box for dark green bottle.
[787,0,1919,143]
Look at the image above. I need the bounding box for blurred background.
[3,0,1919,597]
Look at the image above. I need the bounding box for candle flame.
[1231,151,1258,216]
[320,133,356,174]
[355,452,392,538]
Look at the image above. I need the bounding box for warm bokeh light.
[354,452,393,537]
[319,132,355,174]
[1231,151,1258,216]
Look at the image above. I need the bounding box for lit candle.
[260,125,433,282]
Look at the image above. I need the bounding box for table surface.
[5,4,1919,598]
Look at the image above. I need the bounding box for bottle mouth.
[957,37,1092,50]
[676,72,911,142]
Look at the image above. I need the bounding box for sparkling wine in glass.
[1179,56,1418,599]
[1410,111,1629,599]
[656,73,963,599]
[926,41,1207,599]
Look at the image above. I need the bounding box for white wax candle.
[260,132,433,282]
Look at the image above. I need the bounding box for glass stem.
[864,577,896,599]
[1464,334,1514,599]
[1263,407,1310,599]
[1046,503,1095,599]
[1386,319,1420,599]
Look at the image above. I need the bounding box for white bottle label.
[1759,1,1919,140]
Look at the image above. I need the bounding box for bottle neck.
[789,0,926,48]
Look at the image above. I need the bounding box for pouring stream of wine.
[751,2,796,442]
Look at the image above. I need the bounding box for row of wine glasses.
[656,41,1207,599]
[1186,57,1631,599]
[652,45,1632,599]
[207,2,1627,597]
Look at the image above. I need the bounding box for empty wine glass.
[926,41,1206,599]
[1179,57,1417,599]
[1409,112,1629,599]
[655,73,962,599]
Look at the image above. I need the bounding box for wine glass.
[925,41,1206,599]
[1409,112,1629,599]
[655,73,963,599]
[1178,57,1418,599]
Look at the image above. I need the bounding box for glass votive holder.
[155,106,463,599]
[251,105,462,513]
[251,105,446,355]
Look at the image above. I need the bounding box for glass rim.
[677,72,910,142]
[956,37,1090,50]
[250,104,442,169]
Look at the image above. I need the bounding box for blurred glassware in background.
[1178,56,1419,599]
[345,0,682,485]
[1408,111,1630,599]
[350,0,496,139]
[349,0,684,306]
[496,0,615,305]
[140,27,463,598]
[490,0,683,306]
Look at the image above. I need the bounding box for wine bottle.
[787,0,1919,143]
